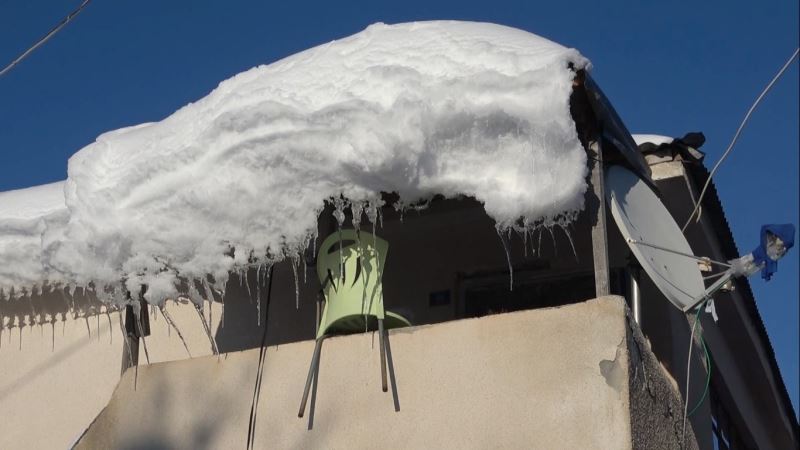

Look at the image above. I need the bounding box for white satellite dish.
[605,165,706,311]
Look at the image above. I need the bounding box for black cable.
[246,264,275,450]
[0,0,92,77]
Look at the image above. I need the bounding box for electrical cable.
[246,265,275,450]
[681,297,712,448]
[688,335,711,417]
[682,47,799,232]
[0,0,92,78]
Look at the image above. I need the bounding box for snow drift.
[0,182,68,294]
[6,21,591,304]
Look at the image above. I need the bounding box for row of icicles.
[0,196,578,356]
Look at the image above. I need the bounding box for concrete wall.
[0,300,222,450]
[76,296,697,449]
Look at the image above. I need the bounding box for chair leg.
[384,327,400,412]
[298,338,323,418]
[307,341,323,430]
[378,319,388,392]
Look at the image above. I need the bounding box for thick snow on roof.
[34,21,590,303]
[0,182,68,292]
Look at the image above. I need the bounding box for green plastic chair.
[298,229,410,423]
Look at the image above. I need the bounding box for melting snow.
[2,21,590,305]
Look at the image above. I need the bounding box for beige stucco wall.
[0,300,222,450]
[75,296,670,449]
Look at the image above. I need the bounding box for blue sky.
[1,0,797,415]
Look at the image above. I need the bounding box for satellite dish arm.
[682,231,791,312]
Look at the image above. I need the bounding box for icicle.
[218,279,225,329]
[18,323,22,350]
[193,304,219,355]
[132,305,150,364]
[547,225,557,257]
[194,279,215,333]
[96,312,101,342]
[332,197,347,227]
[496,227,514,291]
[205,274,227,329]
[201,278,215,304]
[305,231,318,285]
[537,227,543,256]
[208,298,213,332]
[365,199,383,257]
[84,316,91,338]
[300,234,310,286]
[140,335,151,365]
[188,280,201,304]
[393,200,405,223]
[337,224,344,283]
[312,231,318,259]
[255,265,262,327]
[159,306,191,357]
[366,201,378,226]
[106,311,113,345]
[351,201,364,233]
[522,228,529,257]
[117,313,135,371]
[244,269,253,304]
[291,253,301,309]
[50,320,55,352]
[303,252,308,285]
[220,296,225,330]
[558,223,578,260]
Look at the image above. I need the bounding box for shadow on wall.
[111,374,232,450]
[1,287,112,344]
[0,310,116,402]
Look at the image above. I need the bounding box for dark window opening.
[458,268,624,319]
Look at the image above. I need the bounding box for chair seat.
[323,310,411,336]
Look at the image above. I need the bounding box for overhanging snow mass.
[1,21,590,305]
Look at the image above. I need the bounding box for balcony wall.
[0,300,222,450]
[76,296,697,449]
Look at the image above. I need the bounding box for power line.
[682,47,799,232]
[0,0,92,78]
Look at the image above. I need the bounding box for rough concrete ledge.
[77,296,695,449]
[627,309,699,450]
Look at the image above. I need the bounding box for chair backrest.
[315,229,389,337]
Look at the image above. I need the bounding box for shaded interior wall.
[78,297,651,450]
[214,194,635,353]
